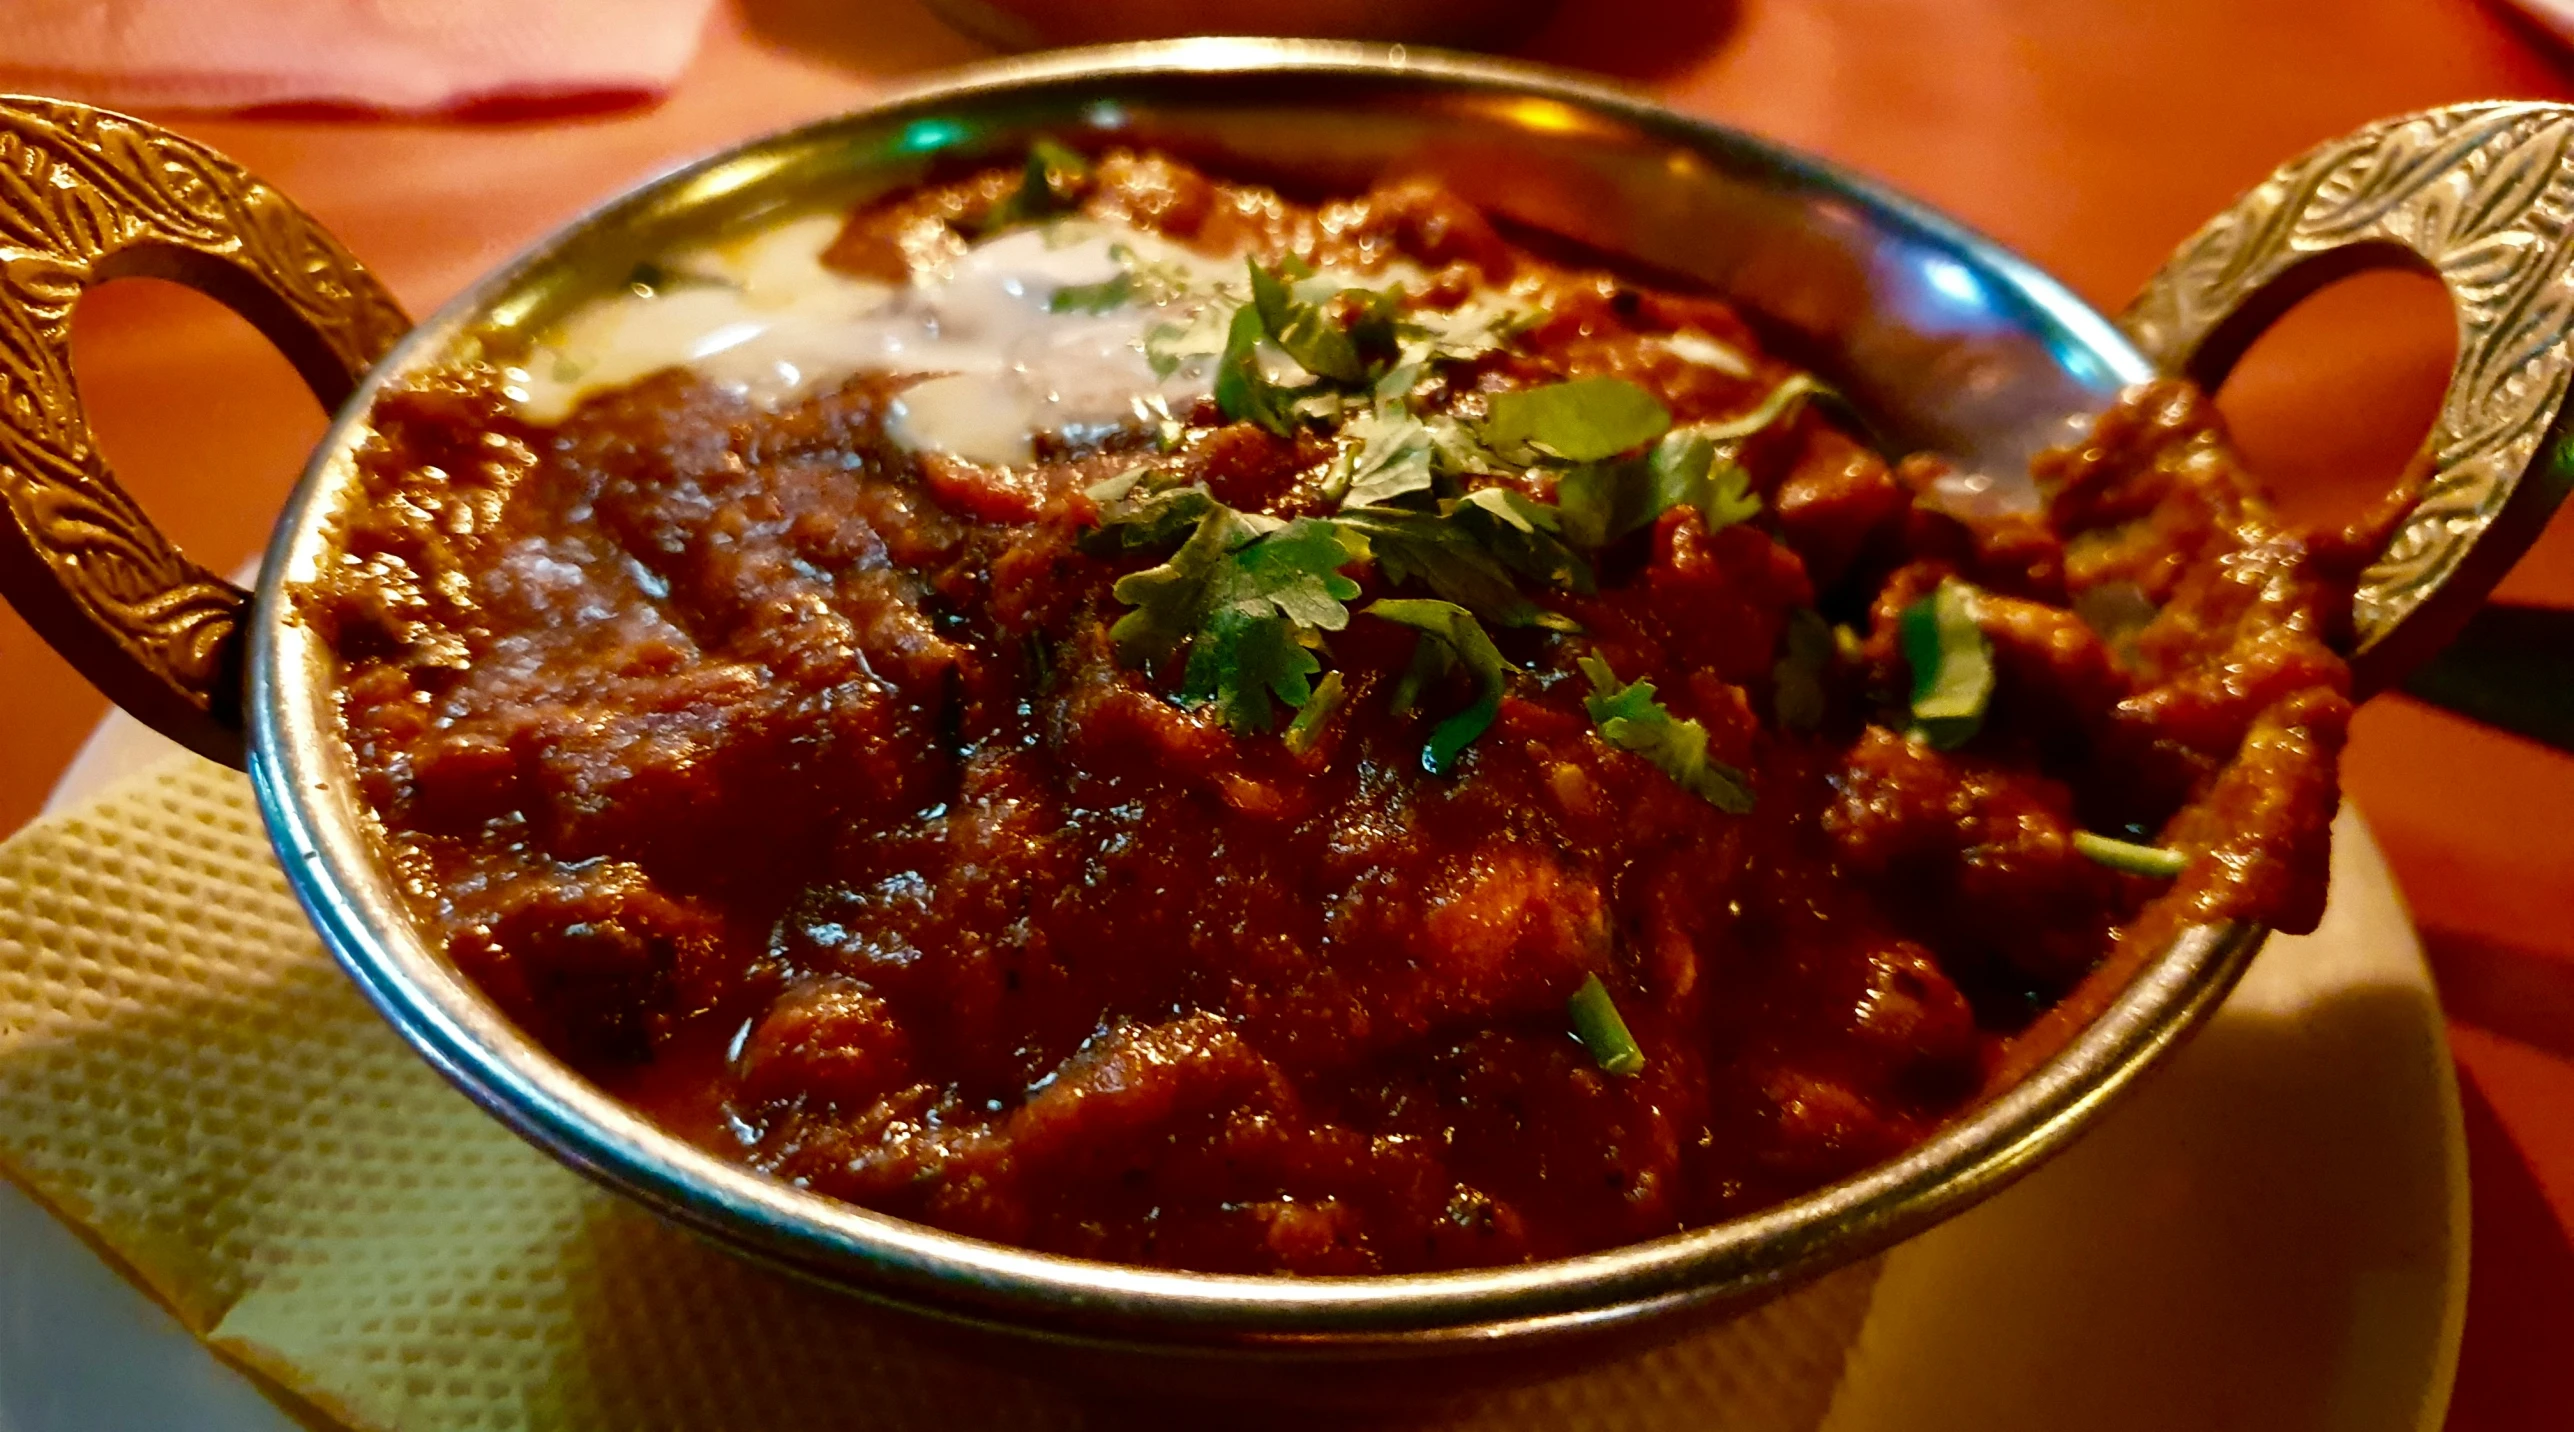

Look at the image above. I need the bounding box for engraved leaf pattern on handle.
[2121,103,2574,657]
[0,97,408,735]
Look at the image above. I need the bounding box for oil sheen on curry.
[307,145,2363,1274]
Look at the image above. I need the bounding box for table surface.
[1,1,2567,1425]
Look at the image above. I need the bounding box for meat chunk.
[1825,726,2121,987]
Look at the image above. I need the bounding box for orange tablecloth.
[1,1,2566,1425]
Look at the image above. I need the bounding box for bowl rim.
[246,37,2255,1349]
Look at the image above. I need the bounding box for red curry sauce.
[306,151,2361,1274]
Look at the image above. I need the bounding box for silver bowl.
[3,40,2566,1385]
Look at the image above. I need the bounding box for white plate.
[4,713,2465,1431]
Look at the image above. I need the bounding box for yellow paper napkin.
[0,753,1877,1431]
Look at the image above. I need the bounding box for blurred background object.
[2497,0,2574,50]
[920,0,1561,50]
[0,0,720,116]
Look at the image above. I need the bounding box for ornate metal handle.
[2122,101,2574,697]
[0,97,410,768]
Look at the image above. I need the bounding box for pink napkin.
[0,0,721,117]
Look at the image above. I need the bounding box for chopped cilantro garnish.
[1214,302,1299,436]
[1772,607,1834,732]
[1081,257,1866,764]
[1482,376,1672,463]
[1568,974,1645,1075]
[1366,598,1513,774]
[1222,517,1369,630]
[1451,487,1594,595]
[1082,473,1271,559]
[1281,669,1346,755]
[1422,411,1501,475]
[1049,271,1134,314]
[1373,347,1433,407]
[2072,831,2188,878]
[1110,514,1362,731]
[1699,455,1762,529]
[1106,505,1286,664]
[1331,404,1438,508]
[1547,373,1835,546]
[1249,258,1370,383]
[1556,435,1674,549]
[1109,507,1250,665]
[1403,297,1530,364]
[1578,655,1754,813]
[1556,426,1761,549]
[1181,603,1324,733]
[1338,507,1578,632]
[1900,577,1993,750]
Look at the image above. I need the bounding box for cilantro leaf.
[1367,598,1514,774]
[1181,605,1321,733]
[1577,655,1754,812]
[1545,373,1837,548]
[1649,429,1762,531]
[1702,456,1762,528]
[1772,606,1833,732]
[1451,486,1594,595]
[1341,286,1404,368]
[1901,577,1992,750]
[1388,622,1450,715]
[1250,258,1368,383]
[1214,516,1366,631]
[1081,481,1225,557]
[1374,344,1433,407]
[1106,512,1363,729]
[1482,376,1672,462]
[1248,258,1405,386]
[1556,442,1673,549]
[1215,302,1299,436]
[1332,404,1438,508]
[1049,271,1134,314]
[1104,503,1299,666]
[1402,297,1531,364]
[1108,506,1261,665]
[1338,507,1578,631]
[1423,411,1503,477]
[1556,426,1763,549]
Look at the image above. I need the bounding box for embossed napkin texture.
[0,0,719,115]
[0,754,1878,1432]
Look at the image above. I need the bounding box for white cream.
[1659,329,1753,376]
[509,215,1276,466]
